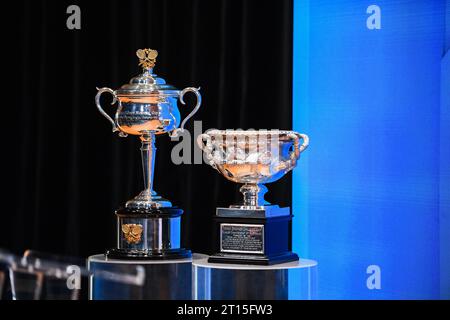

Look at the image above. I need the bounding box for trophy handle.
[169,87,202,138]
[95,87,119,133]
[289,133,309,160]
[197,133,219,170]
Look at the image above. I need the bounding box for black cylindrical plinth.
[106,207,191,260]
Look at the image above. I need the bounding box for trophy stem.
[238,184,269,208]
[140,132,156,196]
[125,132,172,209]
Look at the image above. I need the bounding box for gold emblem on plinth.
[122,223,143,244]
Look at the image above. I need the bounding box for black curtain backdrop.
[1,0,293,258]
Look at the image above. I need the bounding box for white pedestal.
[88,254,317,300]
[193,257,318,300]
[88,254,206,300]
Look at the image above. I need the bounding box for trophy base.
[105,248,192,260]
[210,206,298,266]
[107,206,191,260]
[208,251,298,266]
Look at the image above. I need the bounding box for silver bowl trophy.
[95,49,201,259]
[198,129,309,265]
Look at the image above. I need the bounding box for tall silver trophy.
[198,129,309,265]
[95,49,201,259]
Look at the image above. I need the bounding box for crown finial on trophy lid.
[136,48,158,72]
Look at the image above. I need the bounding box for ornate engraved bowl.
[197,129,309,208]
[95,48,201,138]
[95,48,202,209]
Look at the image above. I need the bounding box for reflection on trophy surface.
[95,48,201,259]
[198,129,309,209]
[198,129,309,265]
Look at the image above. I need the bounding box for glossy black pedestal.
[106,206,191,260]
[106,248,192,260]
[209,207,299,265]
[208,251,299,265]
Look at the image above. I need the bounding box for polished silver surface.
[94,87,119,133]
[125,133,172,209]
[95,49,202,209]
[198,129,309,209]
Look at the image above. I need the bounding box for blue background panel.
[293,0,448,299]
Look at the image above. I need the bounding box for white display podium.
[88,254,317,300]
[88,254,206,300]
[193,257,318,300]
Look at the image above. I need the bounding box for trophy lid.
[115,49,179,96]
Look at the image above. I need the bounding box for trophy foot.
[125,190,172,209]
[230,183,270,210]
[208,252,299,266]
[106,248,192,260]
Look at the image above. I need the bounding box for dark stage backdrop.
[1,0,293,258]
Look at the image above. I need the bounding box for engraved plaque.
[220,223,264,254]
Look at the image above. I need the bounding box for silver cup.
[197,129,309,209]
[95,49,201,209]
